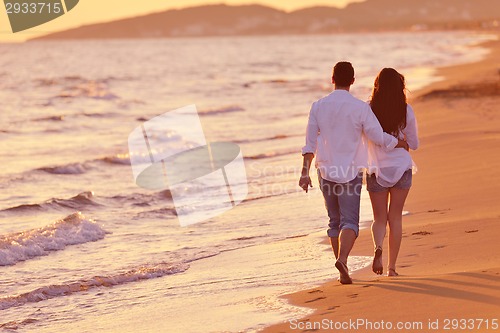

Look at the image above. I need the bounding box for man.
[299,62,408,284]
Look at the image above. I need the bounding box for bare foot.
[335,260,353,284]
[372,246,383,275]
[387,268,399,277]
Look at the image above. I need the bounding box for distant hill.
[32,0,500,40]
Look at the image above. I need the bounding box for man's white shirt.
[302,90,398,183]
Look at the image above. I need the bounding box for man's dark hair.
[333,62,355,87]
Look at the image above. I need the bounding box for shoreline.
[260,31,500,333]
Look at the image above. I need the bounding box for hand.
[397,139,409,151]
[299,175,313,193]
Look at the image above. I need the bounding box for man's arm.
[403,105,419,150]
[363,105,408,150]
[299,153,314,193]
[299,103,318,193]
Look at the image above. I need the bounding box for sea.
[0,31,496,333]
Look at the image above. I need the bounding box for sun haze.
[0,0,362,42]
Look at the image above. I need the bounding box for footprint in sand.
[319,311,335,315]
[305,297,326,303]
[412,231,433,236]
[427,209,450,214]
[308,289,324,294]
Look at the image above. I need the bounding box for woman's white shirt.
[367,104,419,187]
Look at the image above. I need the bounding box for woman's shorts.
[366,169,412,192]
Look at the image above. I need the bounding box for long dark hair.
[369,68,407,136]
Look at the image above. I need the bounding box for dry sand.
[261,33,500,333]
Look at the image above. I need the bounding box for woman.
[366,68,419,277]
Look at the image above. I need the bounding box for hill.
[32,0,500,40]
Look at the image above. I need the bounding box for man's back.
[302,90,374,183]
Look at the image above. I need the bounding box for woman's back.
[367,104,419,187]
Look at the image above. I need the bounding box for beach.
[1,32,498,332]
[261,34,500,333]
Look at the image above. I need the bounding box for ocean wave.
[264,78,289,84]
[1,203,44,213]
[35,75,86,87]
[230,235,268,241]
[134,207,177,219]
[32,115,65,122]
[243,191,296,204]
[110,190,173,210]
[38,162,91,175]
[245,149,297,160]
[199,105,245,116]
[82,111,120,118]
[235,133,301,144]
[37,75,120,101]
[0,212,108,266]
[261,78,330,93]
[36,154,130,176]
[56,81,119,100]
[250,61,281,67]
[1,191,100,213]
[109,192,161,204]
[49,191,100,210]
[1,189,171,216]
[0,262,189,310]
[35,75,132,87]
[34,78,60,87]
[100,153,131,165]
[34,76,121,102]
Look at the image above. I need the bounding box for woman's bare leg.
[369,191,389,274]
[387,188,410,276]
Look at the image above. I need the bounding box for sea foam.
[0,262,189,310]
[0,212,107,266]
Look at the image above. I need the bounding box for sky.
[0,0,363,42]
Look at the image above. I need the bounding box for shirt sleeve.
[301,102,319,155]
[362,104,398,150]
[403,105,419,150]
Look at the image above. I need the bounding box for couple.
[299,62,419,284]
